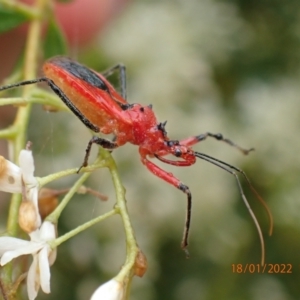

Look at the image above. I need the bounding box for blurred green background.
[2,0,300,299]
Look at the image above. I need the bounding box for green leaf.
[43,19,68,59]
[0,4,29,33]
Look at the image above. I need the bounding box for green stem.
[45,171,92,223]
[0,93,67,110]
[50,209,117,248]
[0,126,18,139]
[103,149,140,298]
[7,0,46,239]
[2,0,49,297]
[38,161,108,188]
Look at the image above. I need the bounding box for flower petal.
[38,246,51,294]
[0,237,30,255]
[27,254,39,300]
[0,240,43,265]
[19,149,39,208]
[0,156,22,193]
[48,248,57,267]
[39,221,56,241]
[90,279,124,300]
[19,149,36,186]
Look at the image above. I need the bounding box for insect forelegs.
[178,183,192,258]
[180,132,254,155]
[0,78,47,92]
[141,156,192,257]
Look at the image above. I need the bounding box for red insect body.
[43,57,198,195]
[0,56,273,262]
[44,59,164,147]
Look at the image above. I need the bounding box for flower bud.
[90,279,124,300]
[38,188,59,219]
[134,250,147,277]
[19,200,41,233]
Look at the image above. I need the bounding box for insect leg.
[78,136,118,172]
[0,76,102,133]
[180,132,254,155]
[44,79,122,171]
[141,156,191,257]
[102,64,127,100]
[0,78,47,92]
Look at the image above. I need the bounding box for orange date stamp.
[231,263,293,274]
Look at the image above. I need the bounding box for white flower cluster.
[0,149,124,300]
[0,149,56,300]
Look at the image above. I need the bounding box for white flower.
[0,149,41,232]
[19,149,41,231]
[0,155,22,193]
[0,221,57,300]
[0,149,38,194]
[19,148,39,208]
[0,148,38,197]
[90,279,124,300]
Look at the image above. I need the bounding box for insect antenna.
[194,151,273,266]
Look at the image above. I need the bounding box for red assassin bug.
[0,56,273,264]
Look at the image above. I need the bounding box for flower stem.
[2,0,49,296]
[7,0,47,236]
[103,149,141,299]
[50,209,117,248]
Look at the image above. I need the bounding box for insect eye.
[166,140,179,147]
[174,148,182,157]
